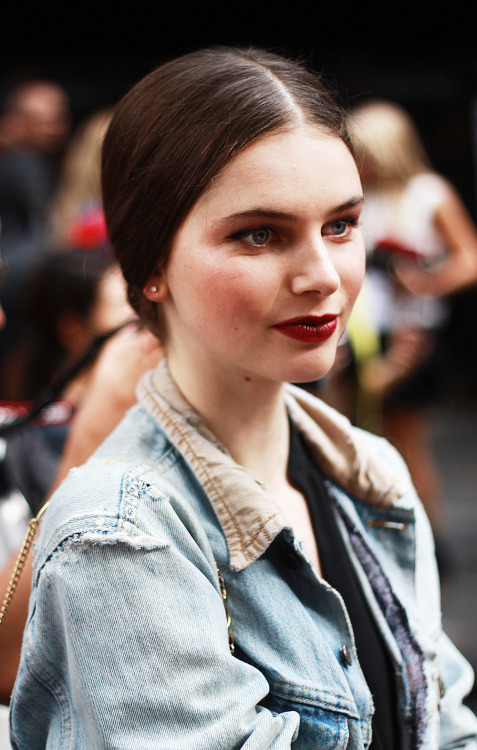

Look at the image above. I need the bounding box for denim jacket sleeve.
[9,465,299,750]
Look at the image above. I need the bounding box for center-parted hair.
[101,46,353,335]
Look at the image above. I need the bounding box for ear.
[142,276,169,302]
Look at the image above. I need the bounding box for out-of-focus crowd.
[0,77,164,521]
[0,80,164,715]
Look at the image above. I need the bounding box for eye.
[330,219,350,236]
[324,217,358,239]
[331,219,348,235]
[231,226,275,247]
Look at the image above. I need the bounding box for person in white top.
[342,100,477,554]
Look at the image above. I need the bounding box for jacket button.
[340,644,352,667]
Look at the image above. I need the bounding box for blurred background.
[1,3,476,711]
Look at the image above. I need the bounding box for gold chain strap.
[0,501,49,628]
[0,502,235,661]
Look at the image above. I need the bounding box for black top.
[287,420,400,749]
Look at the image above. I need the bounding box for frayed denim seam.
[333,498,427,750]
[118,467,153,535]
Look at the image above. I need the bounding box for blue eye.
[240,227,272,246]
[324,217,358,239]
[330,219,348,235]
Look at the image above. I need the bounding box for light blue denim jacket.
[10,360,477,749]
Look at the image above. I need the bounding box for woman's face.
[154,126,365,387]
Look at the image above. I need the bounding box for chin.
[289,374,323,384]
[282,357,335,386]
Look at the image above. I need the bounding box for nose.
[290,236,341,296]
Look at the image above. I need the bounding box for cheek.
[185,264,272,331]
[340,248,366,302]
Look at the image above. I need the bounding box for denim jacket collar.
[138,359,411,571]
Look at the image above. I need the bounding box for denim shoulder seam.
[35,463,170,583]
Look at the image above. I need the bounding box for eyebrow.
[216,196,364,225]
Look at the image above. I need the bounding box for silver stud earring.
[150,285,157,293]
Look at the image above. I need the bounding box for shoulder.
[35,403,210,575]
[334,407,417,502]
[286,384,417,511]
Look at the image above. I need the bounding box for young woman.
[9,47,477,749]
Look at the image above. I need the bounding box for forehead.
[194,126,361,218]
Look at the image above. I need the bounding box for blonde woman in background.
[48,108,112,251]
[345,99,477,550]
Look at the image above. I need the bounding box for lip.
[272,314,338,343]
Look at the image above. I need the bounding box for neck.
[166,354,290,488]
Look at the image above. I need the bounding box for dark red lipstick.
[272,314,338,343]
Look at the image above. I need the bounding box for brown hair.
[102,46,352,336]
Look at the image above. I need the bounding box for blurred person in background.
[48,108,112,252]
[0,102,163,718]
[0,80,72,393]
[0,248,163,708]
[0,322,163,710]
[0,106,112,396]
[343,99,477,561]
[2,249,134,452]
[0,244,56,743]
[0,80,71,227]
[0,237,57,559]
[0,248,134,569]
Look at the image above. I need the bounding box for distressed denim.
[9,360,477,749]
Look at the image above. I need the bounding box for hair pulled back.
[101,46,352,335]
